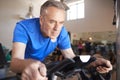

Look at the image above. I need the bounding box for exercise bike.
[46,55,111,80]
[16,55,111,80]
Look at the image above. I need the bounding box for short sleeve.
[13,23,28,44]
[58,27,71,50]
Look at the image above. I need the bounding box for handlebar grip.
[73,56,96,68]
[47,58,75,76]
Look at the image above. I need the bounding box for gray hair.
[40,0,66,16]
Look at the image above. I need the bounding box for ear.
[40,16,43,25]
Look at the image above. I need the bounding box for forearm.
[61,48,76,59]
[10,58,41,73]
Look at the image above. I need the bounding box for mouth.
[50,32,59,39]
[52,31,59,35]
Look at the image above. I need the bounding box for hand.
[90,58,113,73]
[21,60,48,80]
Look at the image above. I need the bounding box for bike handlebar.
[47,55,96,79]
[47,58,75,76]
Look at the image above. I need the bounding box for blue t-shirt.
[13,18,71,61]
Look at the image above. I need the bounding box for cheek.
[46,25,53,31]
[42,22,55,35]
[46,24,54,31]
[44,25,53,35]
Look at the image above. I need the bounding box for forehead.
[45,7,65,20]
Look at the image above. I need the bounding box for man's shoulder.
[16,18,40,33]
[17,18,39,28]
[17,18,39,26]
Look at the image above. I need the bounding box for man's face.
[40,7,65,39]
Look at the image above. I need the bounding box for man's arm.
[10,42,27,73]
[61,48,112,73]
[10,42,47,80]
[60,48,76,59]
[10,42,40,73]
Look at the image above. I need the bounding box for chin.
[50,35,58,39]
[50,37,57,39]
[50,33,59,39]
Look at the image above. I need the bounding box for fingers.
[22,71,31,80]
[91,58,113,73]
[96,60,113,73]
[96,66,109,73]
[22,68,47,80]
[105,60,113,71]
[38,63,47,77]
[96,58,112,67]
[22,68,35,80]
[33,67,47,80]
[21,62,48,80]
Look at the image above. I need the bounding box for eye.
[49,20,55,24]
[60,21,64,24]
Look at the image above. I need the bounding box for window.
[67,0,84,20]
